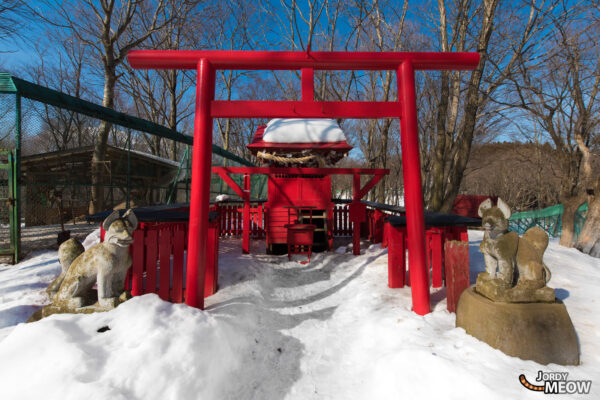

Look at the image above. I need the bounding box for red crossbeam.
[211,101,401,119]
[129,50,479,71]
[213,166,389,175]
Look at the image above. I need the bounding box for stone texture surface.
[456,288,579,365]
[475,273,555,303]
[27,291,131,323]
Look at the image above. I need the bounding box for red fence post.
[185,58,215,309]
[444,240,470,313]
[388,224,405,288]
[172,226,185,303]
[145,229,158,294]
[243,174,250,253]
[205,217,219,296]
[131,229,145,296]
[431,230,443,288]
[159,226,172,301]
[460,227,469,243]
[398,61,430,315]
[382,220,389,248]
[258,203,264,239]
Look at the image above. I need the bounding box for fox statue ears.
[478,198,512,219]
[102,209,138,232]
[123,209,138,231]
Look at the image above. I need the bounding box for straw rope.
[257,151,326,166]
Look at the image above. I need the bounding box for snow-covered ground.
[0,230,598,399]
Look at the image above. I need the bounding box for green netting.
[509,203,588,239]
[210,152,267,201]
[1,73,261,223]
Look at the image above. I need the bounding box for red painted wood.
[431,231,443,288]
[159,227,172,301]
[425,230,432,282]
[185,58,214,309]
[243,201,250,253]
[286,224,315,263]
[237,207,242,236]
[243,174,250,253]
[258,204,264,238]
[444,240,470,313]
[131,229,145,296]
[382,221,389,248]
[145,229,158,294]
[215,170,247,199]
[357,174,384,200]
[460,227,469,243]
[205,220,218,296]
[388,225,405,288]
[372,210,385,244]
[172,227,185,303]
[128,50,480,71]
[399,61,430,316]
[213,166,389,176]
[301,68,314,101]
[212,100,403,119]
[218,204,224,235]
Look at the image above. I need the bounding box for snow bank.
[0,232,598,399]
[263,119,347,143]
[82,228,101,249]
[0,251,60,341]
[0,295,245,400]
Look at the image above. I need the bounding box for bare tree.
[419,0,548,213]
[121,1,202,160]
[0,0,22,41]
[29,33,98,152]
[502,2,600,248]
[33,0,175,213]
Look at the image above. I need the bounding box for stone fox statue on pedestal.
[47,209,138,310]
[477,198,553,302]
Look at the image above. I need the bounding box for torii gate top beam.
[128,50,479,71]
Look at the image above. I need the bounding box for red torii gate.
[128,50,480,315]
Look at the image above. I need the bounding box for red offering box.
[284,223,316,245]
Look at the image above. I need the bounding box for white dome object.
[262,119,347,143]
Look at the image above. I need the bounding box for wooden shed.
[21,145,178,225]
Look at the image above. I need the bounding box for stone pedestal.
[456,288,579,365]
[27,291,131,323]
[475,273,555,303]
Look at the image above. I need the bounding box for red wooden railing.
[215,202,352,240]
[384,222,470,312]
[105,216,220,303]
[216,202,265,239]
[333,204,352,236]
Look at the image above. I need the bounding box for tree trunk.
[559,194,586,248]
[89,69,116,214]
[575,191,600,257]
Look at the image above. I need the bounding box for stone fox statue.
[47,209,138,310]
[478,198,520,286]
[478,198,551,291]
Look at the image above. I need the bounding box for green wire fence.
[509,203,588,240]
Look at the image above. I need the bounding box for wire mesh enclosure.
[0,73,263,262]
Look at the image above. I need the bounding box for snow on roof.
[262,119,347,143]
[127,148,180,167]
